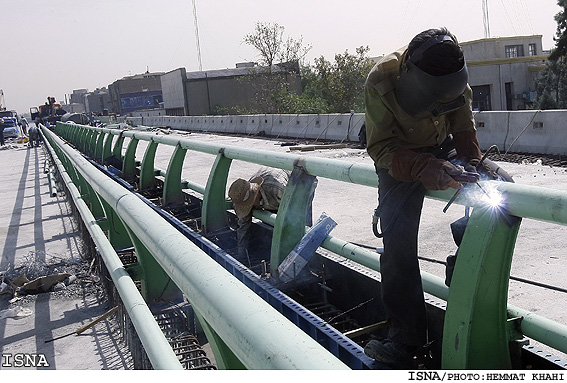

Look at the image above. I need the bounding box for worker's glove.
[392,149,462,190]
[453,168,480,183]
[464,158,480,173]
[452,131,482,164]
[464,158,498,180]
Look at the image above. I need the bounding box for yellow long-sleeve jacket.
[364,46,476,171]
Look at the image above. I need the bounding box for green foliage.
[311,46,375,113]
[534,1,567,109]
[239,22,374,115]
[272,88,329,114]
[243,21,312,67]
[537,91,558,110]
[549,0,567,61]
[534,60,567,109]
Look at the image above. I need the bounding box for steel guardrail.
[53,122,567,369]
[43,125,349,370]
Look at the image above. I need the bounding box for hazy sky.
[1,0,562,114]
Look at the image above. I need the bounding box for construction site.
[0,118,566,372]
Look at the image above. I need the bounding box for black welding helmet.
[397,34,468,119]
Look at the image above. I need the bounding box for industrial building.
[108,71,164,115]
[66,35,549,117]
[160,62,302,116]
[462,35,549,111]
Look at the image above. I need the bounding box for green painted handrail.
[47,124,349,370]
[42,128,183,370]
[54,122,567,369]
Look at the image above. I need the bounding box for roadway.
[0,139,132,370]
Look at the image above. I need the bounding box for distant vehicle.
[0,111,20,138]
[61,112,90,125]
[0,110,17,118]
[30,96,66,126]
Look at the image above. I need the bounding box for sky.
[0,0,562,115]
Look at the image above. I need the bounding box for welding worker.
[363,27,482,366]
[228,167,316,259]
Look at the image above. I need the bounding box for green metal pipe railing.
[58,124,567,226]
[253,208,567,360]
[42,130,183,370]
[44,125,349,370]
[54,122,567,369]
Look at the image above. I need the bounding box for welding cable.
[372,181,422,238]
[349,243,567,294]
[415,255,567,294]
[504,110,541,155]
[479,144,501,165]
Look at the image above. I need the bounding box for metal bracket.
[506,316,525,342]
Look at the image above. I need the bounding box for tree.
[534,60,567,109]
[243,22,311,67]
[240,22,375,115]
[534,0,567,108]
[311,46,375,113]
[549,0,567,61]
[241,22,312,114]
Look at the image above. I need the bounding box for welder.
[228,167,317,259]
[363,27,484,367]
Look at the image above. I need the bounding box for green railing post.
[102,132,114,165]
[442,206,522,369]
[194,310,246,369]
[122,136,139,182]
[112,132,125,166]
[80,127,89,153]
[126,231,183,304]
[270,165,317,275]
[74,126,83,152]
[87,130,98,158]
[202,150,232,234]
[139,140,158,191]
[84,182,106,221]
[163,144,187,206]
[99,199,134,251]
[95,131,106,163]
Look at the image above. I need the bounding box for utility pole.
[482,0,491,38]
[192,0,203,71]
[0,89,5,111]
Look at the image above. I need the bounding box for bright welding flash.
[480,184,504,208]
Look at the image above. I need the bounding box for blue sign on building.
[120,91,163,113]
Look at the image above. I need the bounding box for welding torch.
[442,169,490,213]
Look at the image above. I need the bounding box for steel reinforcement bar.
[42,125,349,370]
[42,128,184,370]
[54,122,567,369]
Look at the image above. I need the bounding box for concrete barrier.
[475,110,567,155]
[125,110,567,155]
[271,114,296,138]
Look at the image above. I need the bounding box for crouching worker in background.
[28,125,41,147]
[228,167,317,259]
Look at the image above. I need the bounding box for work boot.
[364,339,418,367]
[445,254,457,286]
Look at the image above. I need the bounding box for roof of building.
[461,34,543,46]
[185,63,296,80]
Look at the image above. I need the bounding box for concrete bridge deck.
[1,130,566,369]
[0,141,132,370]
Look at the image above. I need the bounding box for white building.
[462,35,549,111]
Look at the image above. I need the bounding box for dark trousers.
[375,138,457,346]
[376,168,428,347]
